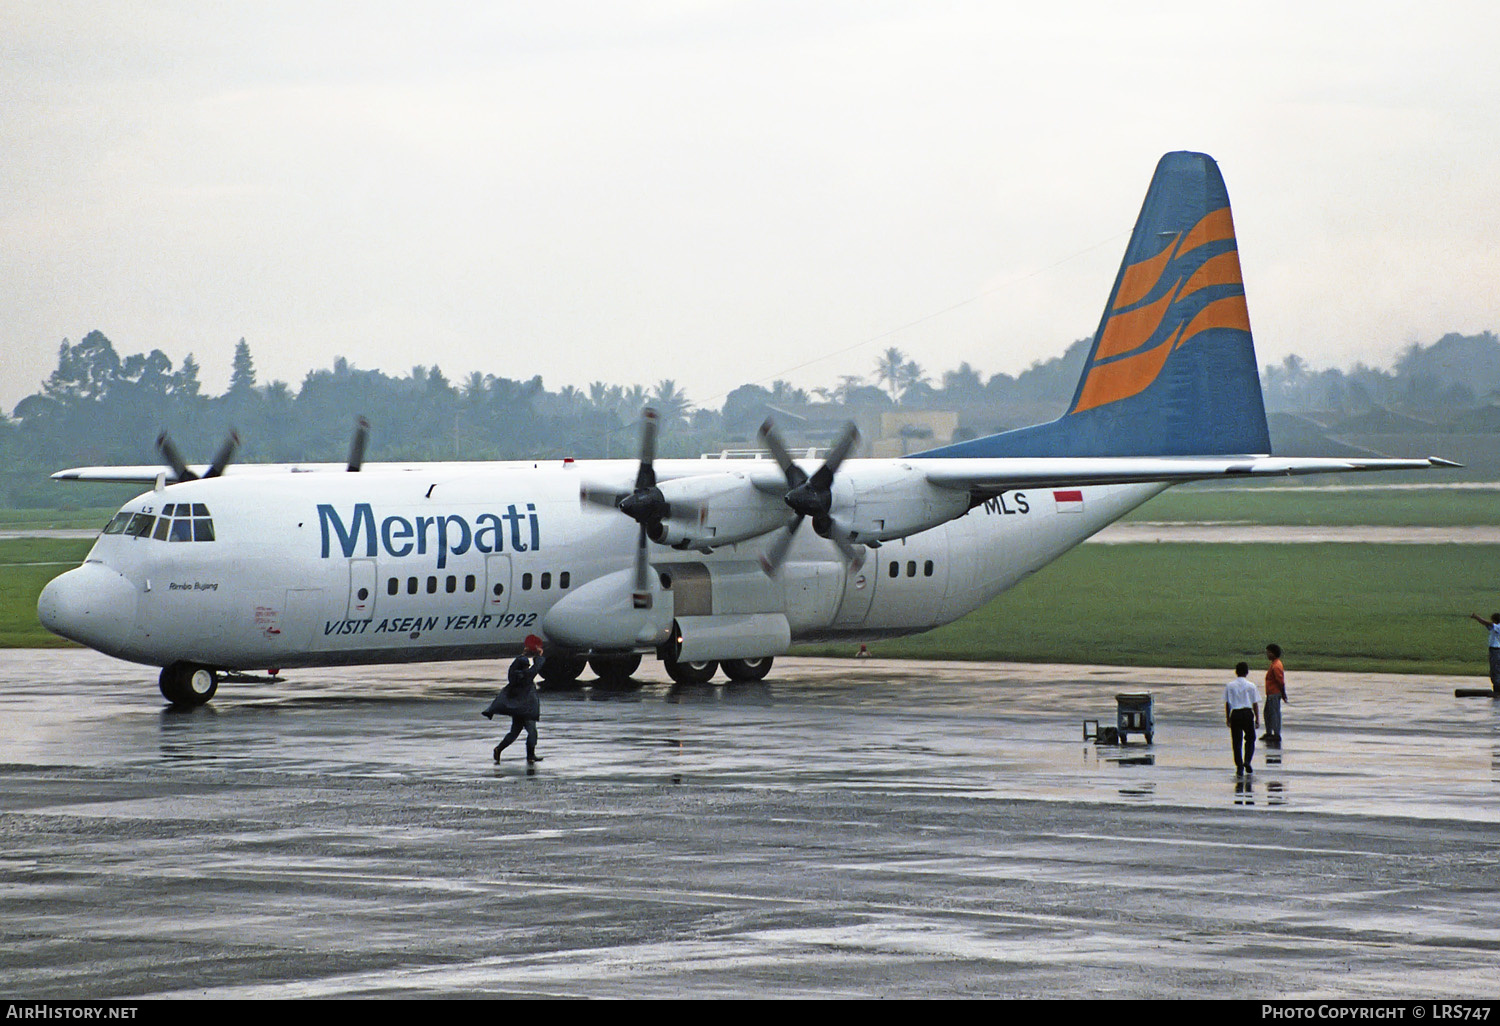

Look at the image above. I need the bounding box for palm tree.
[651,379,692,428]
[769,380,809,406]
[896,359,926,402]
[875,347,907,401]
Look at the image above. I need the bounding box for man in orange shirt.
[1262,643,1287,744]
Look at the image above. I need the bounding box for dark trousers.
[497,717,538,758]
[1264,694,1282,738]
[1489,648,1500,693]
[1228,708,1256,770]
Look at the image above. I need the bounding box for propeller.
[347,416,369,472]
[579,409,665,608]
[756,418,864,575]
[156,430,239,482]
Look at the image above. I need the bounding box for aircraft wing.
[919,455,1459,499]
[49,461,521,483]
[52,463,349,483]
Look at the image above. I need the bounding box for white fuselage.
[39,458,1167,671]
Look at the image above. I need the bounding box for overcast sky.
[3,1,1497,417]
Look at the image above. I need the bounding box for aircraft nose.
[38,564,137,651]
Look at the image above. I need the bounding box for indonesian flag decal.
[1053,489,1084,513]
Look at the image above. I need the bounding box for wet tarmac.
[2,650,1499,999]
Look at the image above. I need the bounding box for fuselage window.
[465,575,477,593]
[102,513,130,535]
[906,560,917,577]
[446,575,457,594]
[152,518,172,541]
[426,576,438,594]
[387,577,399,596]
[161,503,176,516]
[407,577,418,595]
[357,587,369,601]
[193,519,215,542]
[888,561,899,579]
[125,514,156,538]
[559,571,570,589]
[540,572,552,590]
[924,560,934,577]
[170,519,194,542]
[492,583,504,597]
[521,572,533,591]
[192,503,209,517]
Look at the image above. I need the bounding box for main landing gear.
[538,653,645,688]
[544,650,776,685]
[159,662,218,708]
[661,653,775,685]
[588,653,643,687]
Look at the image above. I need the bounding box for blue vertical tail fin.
[919,151,1271,459]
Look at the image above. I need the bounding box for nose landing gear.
[159,662,218,707]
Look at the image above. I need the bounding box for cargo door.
[281,588,326,652]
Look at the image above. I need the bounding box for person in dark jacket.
[484,635,545,762]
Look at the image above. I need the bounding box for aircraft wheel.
[159,663,218,707]
[589,653,642,684]
[538,654,587,686]
[664,657,718,686]
[721,657,773,682]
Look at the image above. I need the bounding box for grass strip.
[798,543,1500,677]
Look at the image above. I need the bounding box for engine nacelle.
[649,473,791,550]
[830,463,970,543]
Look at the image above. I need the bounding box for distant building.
[871,410,961,457]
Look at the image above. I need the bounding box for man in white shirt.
[1224,661,1261,774]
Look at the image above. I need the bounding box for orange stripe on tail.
[1072,323,1186,413]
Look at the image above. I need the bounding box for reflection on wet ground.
[2,650,1498,998]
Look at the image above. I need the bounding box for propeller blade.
[347,416,369,472]
[758,515,804,576]
[810,422,859,490]
[634,407,659,491]
[203,431,239,479]
[829,530,867,571]
[757,418,807,487]
[581,486,628,509]
[156,432,197,482]
[632,524,653,609]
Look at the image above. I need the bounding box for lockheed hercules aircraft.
[39,152,1452,706]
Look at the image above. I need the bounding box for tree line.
[3,327,1497,506]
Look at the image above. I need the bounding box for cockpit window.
[165,504,215,542]
[124,513,157,538]
[105,504,215,542]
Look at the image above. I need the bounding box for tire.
[721,657,773,682]
[588,653,642,684]
[664,657,718,685]
[158,662,218,708]
[538,654,586,686]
